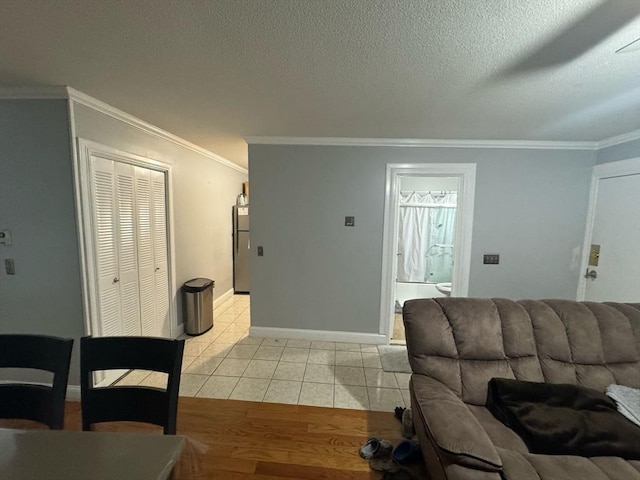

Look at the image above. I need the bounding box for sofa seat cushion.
[467,405,529,454]
[498,448,640,480]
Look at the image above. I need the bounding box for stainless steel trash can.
[182,278,214,335]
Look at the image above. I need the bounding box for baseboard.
[249,326,387,345]
[214,288,234,308]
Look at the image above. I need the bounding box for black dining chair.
[80,336,185,434]
[0,334,74,429]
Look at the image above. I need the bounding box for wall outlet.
[5,258,15,275]
[483,254,500,265]
[345,216,355,227]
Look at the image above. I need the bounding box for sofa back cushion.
[403,298,640,405]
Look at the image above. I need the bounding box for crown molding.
[0,86,69,99]
[0,85,246,174]
[597,129,640,149]
[66,88,247,173]
[244,136,598,150]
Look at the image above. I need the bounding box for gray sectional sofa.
[403,298,640,480]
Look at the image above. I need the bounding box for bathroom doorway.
[380,164,476,344]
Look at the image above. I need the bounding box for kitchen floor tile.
[253,345,284,361]
[214,358,250,376]
[261,338,288,347]
[184,356,223,375]
[272,362,307,382]
[362,353,383,369]
[263,380,302,404]
[202,343,235,358]
[334,366,366,386]
[368,387,404,412]
[303,364,335,384]
[229,378,270,401]
[364,368,399,388]
[334,384,369,410]
[335,351,363,367]
[307,349,335,365]
[280,347,310,363]
[394,372,412,390]
[226,344,259,359]
[243,359,278,379]
[298,382,334,407]
[310,341,335,350]
[179,374,208,396]
[335,342,361,352]
[286,339,312,348]
[196,376,239,399]
[215,331,246,344]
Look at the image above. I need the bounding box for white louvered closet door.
[151,169,171,338]
[90,156,122,338]
[134,167,157,337]
[114,162,142,336]
[91,156,171,345]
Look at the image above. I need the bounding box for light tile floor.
[117,295,411,411]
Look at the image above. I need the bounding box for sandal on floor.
[369,456,400,472]
[392,440,422,464]
[359,438,393,459]
[401,408,415,438]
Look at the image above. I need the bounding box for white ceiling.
[1,0,639,168]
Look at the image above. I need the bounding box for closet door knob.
[113,277,120,283]
[155,267,160,271]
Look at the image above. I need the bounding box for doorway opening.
[380,164,476,344]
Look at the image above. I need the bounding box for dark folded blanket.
[486,378,640,459]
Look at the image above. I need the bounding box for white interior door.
[151,170,171,338]
[115,162,142,336]
[134,167,157,337]
[90,156,122,339]
[89,155,126,386]
[583,162,640,302]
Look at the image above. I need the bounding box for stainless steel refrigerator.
[232,205,250,293]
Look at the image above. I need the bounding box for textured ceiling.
[1,0,639,168]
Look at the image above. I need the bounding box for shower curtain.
[397,192,456,283]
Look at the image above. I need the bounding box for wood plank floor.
[57,397,429,479]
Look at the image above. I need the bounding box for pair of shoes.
[401,408,415,438]
[359,437,393,460]
[392,440,422,464]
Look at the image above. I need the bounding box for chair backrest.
[0,334,74,429]
[80,336,185,434]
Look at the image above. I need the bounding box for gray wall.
[72,104,248,329]
[248,144,597,334]
[0,99,85,382]
[596,138,640,164]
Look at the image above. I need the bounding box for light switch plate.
[483,254,500,265]
[345,216,355,227]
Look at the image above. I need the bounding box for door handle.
[155,267,160,271]
[113,277,120,283]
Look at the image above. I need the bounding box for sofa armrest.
[411,374,503,472]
